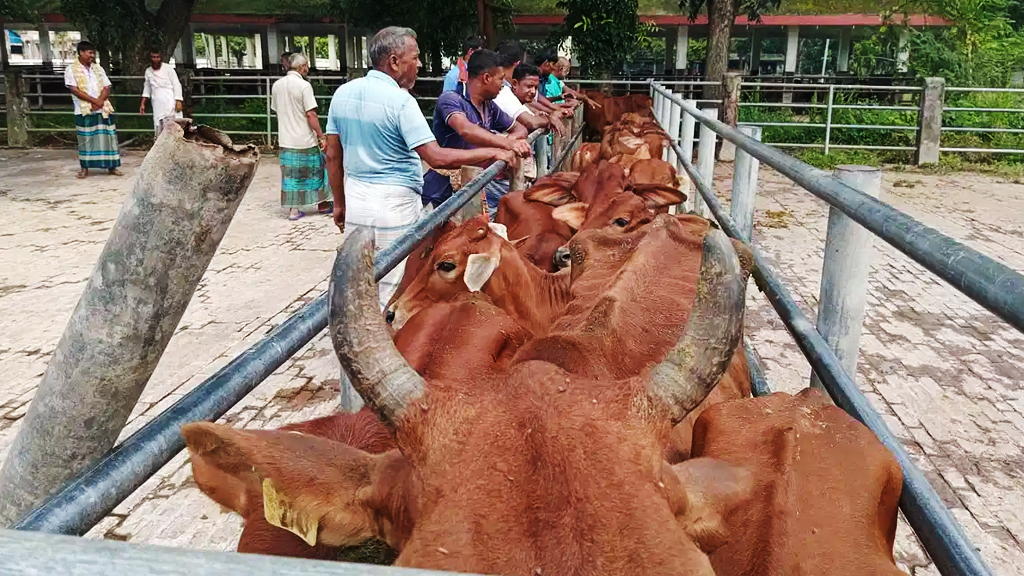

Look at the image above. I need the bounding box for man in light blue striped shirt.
[325,26,513,310]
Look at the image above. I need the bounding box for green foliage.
[687,38,708,63]
[334,0,515,66]
[550,0,642,76]
[797,149,891,169]
[0,0,40,21]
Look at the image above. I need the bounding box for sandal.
[109,168,124,176]
[76,169,88,179]
[317,201,334,215]
[288,211,306,221]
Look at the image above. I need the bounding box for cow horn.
[648,228,745,423]
[329,226,426,424]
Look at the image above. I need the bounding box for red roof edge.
[514,13,947,26]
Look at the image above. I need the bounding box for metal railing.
[652,81,1011,576]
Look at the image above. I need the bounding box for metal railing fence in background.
[652,81,1008,576]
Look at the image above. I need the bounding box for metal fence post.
[551,129,565,172]
[719,73,742,162]
[810,165,882,395]
[657,89,671,162]
[265,77,272,147]
[4,68,30,148]
[915,77,945,165]
[824,84,835,155]
[730,125,763,243]
[694,107,719,217]
[667,89,682,170]
[680,100,697,211]
[0,123,259,526]
[510,156,527,192]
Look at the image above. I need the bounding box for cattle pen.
[0,79,1015,576]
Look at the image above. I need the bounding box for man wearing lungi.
[271,52,332,220]
[325,26,515,310]
[139,49,183,137]
[65,41,122,179]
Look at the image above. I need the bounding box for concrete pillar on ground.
[749,29,762,74]
[37,25,53,68]
[343,27,354,73]
[1,28,9,70]
[206,34,216,68]
[327,34,338,70]
[219,36,229,68]
[915,77,945,165]
[809,165,881,397]
[306,36,317,69]
[896,28,910,73]
[244,37,256,68]
[836,29,852,73]
[694,107,718,218]
[730,125,762,242]
[719,73,742,162]
[783,26,799,104]
[0,121,260,526]
[5,68,30,148]
[675,26,689,72]
[254,33,263,69]
[357,36,366,69]
[175,27,196,67]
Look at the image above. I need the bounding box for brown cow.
[494,172,580,272]
[583,91,654,134]
[189,292,533,561]
[691,388,907,576]
[386,219,458,308]
[183,222,751,574]
[385,215,571,336]
[570,142,602,172]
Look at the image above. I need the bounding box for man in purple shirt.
[422,49,531,216]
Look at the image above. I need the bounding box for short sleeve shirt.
[271,71,319,149]
[326,70,436,192]
[64,62,112,115]
[541,74,564,99]
[432,84,515,150]
[442,60,467,93]
[492,82,530,126]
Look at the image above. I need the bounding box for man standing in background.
[442,35,485,93]
[139,49,183,137]
[65,41,122,179]
[271,52,331,221]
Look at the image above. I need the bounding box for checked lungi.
[75,113,121,170]
[279,146,330,208]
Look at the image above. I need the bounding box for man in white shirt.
[271,52,331,220]
[493,40,565,137]
[139,49,183,136]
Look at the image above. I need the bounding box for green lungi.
[75,113,121,170]
[280,146,330,207]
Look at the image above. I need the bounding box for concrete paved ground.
[0,148,1021,574]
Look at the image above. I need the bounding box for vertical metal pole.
[824,84,834,155]
[667,90,682,170]
[679,99,697,211]
[694,107,718,218]
[657,90,671,162]
[536,134,550,178]
[551,129,565,172]
[730,125,762,243]
[265,78,272,147]
[810,165,882,395]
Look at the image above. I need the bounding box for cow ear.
[524,183,577,207]
[182,422,387,548]
[666,457,753,554]
[488,222,509,240]
[464,252,500,292]
[632,184,687,208]
[510,236,531,249]
[551,202,589,231]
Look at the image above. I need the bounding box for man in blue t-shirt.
[442,35,485,93]
[424,49,531,217]
[325,27,512,309]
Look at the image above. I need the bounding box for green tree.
[59,0,198,75]
[678,0,780,97]
[0,0,39,21]
[334,0,514,73]
[548,0,641,77]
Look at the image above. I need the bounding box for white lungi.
[343,177,423,311]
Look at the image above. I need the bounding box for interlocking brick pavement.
[1,148,1022,574]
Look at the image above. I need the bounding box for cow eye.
[436,261,457,272]
[613,218,630,228]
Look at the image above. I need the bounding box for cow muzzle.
[553,246,573,270]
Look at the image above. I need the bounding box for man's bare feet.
[109,168,124,176]
[76,169,88,179]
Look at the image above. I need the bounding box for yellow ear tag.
[262,478,319,546]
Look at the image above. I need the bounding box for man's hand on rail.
[507,138,533,158]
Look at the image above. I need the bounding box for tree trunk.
[483,1,497,49]
[155,0,199,62]
[0,121,259,527]
[703,0,736,101]
[477,0,487,40]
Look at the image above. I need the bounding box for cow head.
[384,215,529,332]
